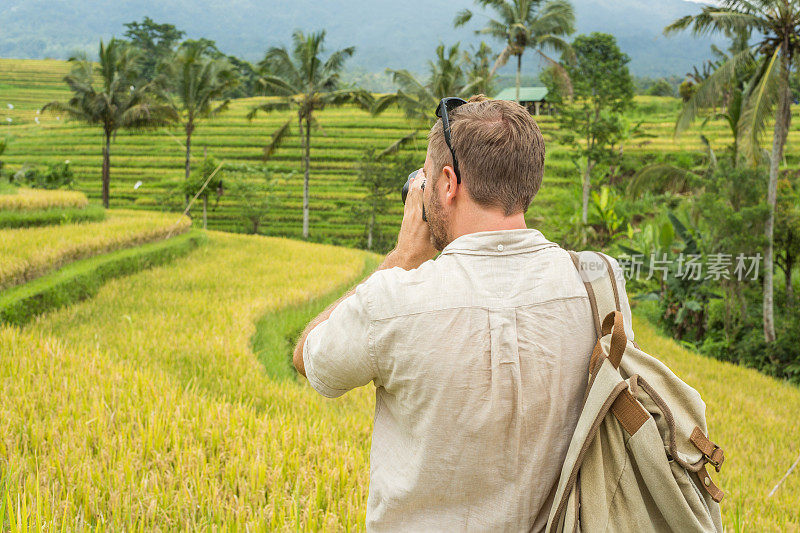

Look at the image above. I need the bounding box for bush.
[0,230,206,326]
[0,205,105,229]
[646,78,676,97]
[13,161,75,189]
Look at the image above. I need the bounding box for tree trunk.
[184,121,194,210]
[302,114,311,240]
[763,54,792,343]
[202,195,208,230]
[581,159,595,225]
[786,251,794,302]
[515,54,522,104]
[367,211,375,251]
[102,131,111,209]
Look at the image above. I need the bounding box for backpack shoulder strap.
[569,250,621,339]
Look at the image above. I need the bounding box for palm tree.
[454,0,576,102]
[42,39,174,208]
[464,41,497,96]
[666,0,800,343]
[247,30,371,240]
[157,41,239,209]
[373,43,472,155]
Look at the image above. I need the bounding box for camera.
[401,170,420,204]
[401,169,427,221]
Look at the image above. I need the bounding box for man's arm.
[292,169,438,377]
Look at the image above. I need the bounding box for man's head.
[422,95,546,250]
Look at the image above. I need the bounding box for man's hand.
[388,168,439,270]
[293,168,437,375]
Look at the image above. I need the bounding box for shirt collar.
[439,228,556,257]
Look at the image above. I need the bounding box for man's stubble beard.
[426,184,451,251]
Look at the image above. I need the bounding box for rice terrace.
[1,0,800,530]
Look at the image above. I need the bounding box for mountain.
[0,0,725,78]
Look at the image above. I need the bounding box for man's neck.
[449,207,528,242]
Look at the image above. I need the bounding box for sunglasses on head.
[435,97,467,184]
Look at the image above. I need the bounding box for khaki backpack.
[546,251,726,533]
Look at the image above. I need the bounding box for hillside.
[5,58,799,249]
[0,0,725,77]
[0,227,796,529]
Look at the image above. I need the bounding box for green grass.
[251,254,381,381]
[0,204,105,228]
[0,230,205,326]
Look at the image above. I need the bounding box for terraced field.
[0,209,189,289]
[4,58,798,247]
[0,227,796,529]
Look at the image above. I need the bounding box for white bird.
[34,117,40,124]
[56,116,60,121]
[134,181,142,190]
[35,109,40,115]
[65,160,70,165]
[7,104,13,110]
[5,118,11,123]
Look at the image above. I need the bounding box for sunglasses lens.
[435,98,467,119]
[447,100,465,113]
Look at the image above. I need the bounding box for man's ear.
[441,165,460,205]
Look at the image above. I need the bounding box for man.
[293,96,622,531]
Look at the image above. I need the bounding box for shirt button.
[497,244,504,251]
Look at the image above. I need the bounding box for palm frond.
[454,8,474,27]
[738,46,783,165]
[40,100,92,122]
[263,118,293,160]
[536,49,573,97]
[379,130,421,158]
[323,47,355,76]
[675,47,754,135]
[259,75,299,97]
[532,0,576,36]
[372,93,400,115]
[490,46,513,75]
[209,99,231,117]
[246,100,292,120]
[627,163,699,196]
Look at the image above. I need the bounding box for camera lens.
[401,169,420,204]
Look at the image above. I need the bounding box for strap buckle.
[690,426,725,473]
[705,445,724,472]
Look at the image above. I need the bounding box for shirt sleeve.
[302,280,377,398]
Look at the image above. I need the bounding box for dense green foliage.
[546,32,635,228]
[352,150,417,252]
[248,29,372,239]
[3,58,799,249]
[41,39,175,207]
[0,230,204,326]
[12,160,75,189]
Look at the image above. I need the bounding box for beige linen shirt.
[303,229,632,532]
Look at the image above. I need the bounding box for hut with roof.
[494,87,549,115]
